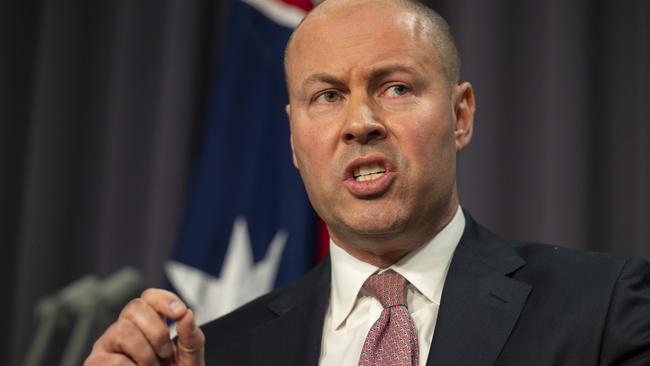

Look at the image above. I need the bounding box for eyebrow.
[367,64,422,81]
[297,64,423,98]
[299,73,345,94]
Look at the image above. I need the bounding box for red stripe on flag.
[280,0,314,12]
[316,218,329,262]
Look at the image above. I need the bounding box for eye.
[383,84,411,97]
[314,90,341,103]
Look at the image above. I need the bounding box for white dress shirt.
[318,207,465,366]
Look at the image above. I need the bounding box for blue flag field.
[166,0,319,326]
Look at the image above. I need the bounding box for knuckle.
[83,353,100,366]
[128,297,146,310]
[91,337,104,352]
[121,298,146,318]
[140,287,158,299]
[196,329,206,344]
[141,287,171,302]
[114,319,137,338]
[181,330,205,354]
[106,356,132,366]
[84,353,131,366]
[196,333,205,348]
[149,333,170,352]
[93,322,127,351]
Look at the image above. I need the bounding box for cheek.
[397,107,451,141]
[291,123,336,181]
[393,110,457,180]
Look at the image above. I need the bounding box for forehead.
[286,2,439,85]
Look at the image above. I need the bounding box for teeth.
[353,163,386,181]
[356,172,385,182]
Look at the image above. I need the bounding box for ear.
[452,81,476,151]
[286,104,300,169]
[290,133,299,169]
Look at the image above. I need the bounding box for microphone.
[22,267,144,366]
[22,275,100,366]
[60,267,144,366]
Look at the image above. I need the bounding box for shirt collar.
[328,206,465,329]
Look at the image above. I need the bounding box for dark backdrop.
[2,0,648,364]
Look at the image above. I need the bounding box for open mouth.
[343,156,395,197]
[353,162,386,182]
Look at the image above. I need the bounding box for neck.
[339,245,414,268]
[329,203,459,268]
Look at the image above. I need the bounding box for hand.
[84,289,205,366]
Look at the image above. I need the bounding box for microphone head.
[97,267,144,308]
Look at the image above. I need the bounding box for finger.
[84,351,136,366]
[140,288,188,321]
[94,319,161,366]
[175,309,205,365]
[119,298,175,359]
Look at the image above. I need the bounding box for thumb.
[175,309,205,366]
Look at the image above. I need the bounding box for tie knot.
[362,270,408,308]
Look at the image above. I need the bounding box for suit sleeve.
[599,258,650,365]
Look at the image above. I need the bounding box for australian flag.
[165,0,324,326]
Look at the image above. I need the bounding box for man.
[85,0,650,365]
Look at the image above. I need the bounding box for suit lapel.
[426,214,532,366]
[251,259,330,366]
[247,214,530,366]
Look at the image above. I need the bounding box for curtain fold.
[3,1,231,364]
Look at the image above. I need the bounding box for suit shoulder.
[511,241,650,362]
[467,217,647,294]
[200,258,329,342]
[501,238,650,311]
[514,240,625,266]
[509,239,645,278]
[465,212,647,276]
[200,287,279,339]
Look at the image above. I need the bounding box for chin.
[342,211,407,237]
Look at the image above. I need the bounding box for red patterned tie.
[358,270,419,366]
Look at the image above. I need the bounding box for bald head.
[284,0,461,87]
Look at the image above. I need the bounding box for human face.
[285,1,475,258]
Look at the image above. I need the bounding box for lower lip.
[343,171,394,197]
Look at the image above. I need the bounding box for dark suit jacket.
[201,213,650,365]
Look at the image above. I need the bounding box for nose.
[341,98,387,145]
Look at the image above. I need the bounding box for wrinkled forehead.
[292,0,427,49]
[285,1,432,82]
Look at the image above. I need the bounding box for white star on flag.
[165,217,288,326]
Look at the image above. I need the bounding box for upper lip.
[343,155,394,180]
